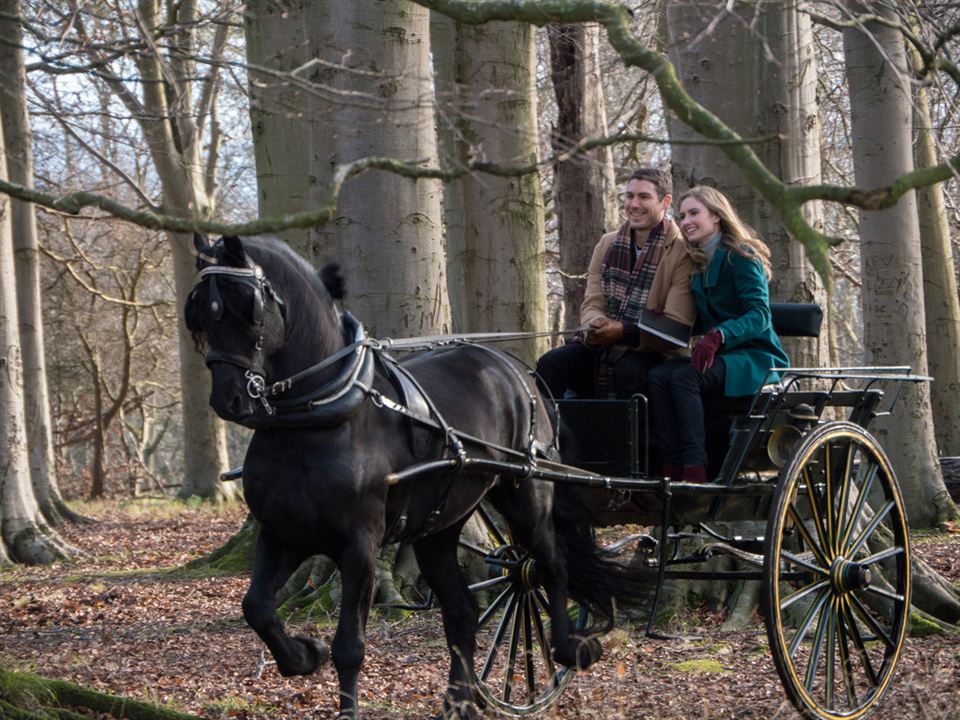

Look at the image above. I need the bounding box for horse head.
[185,233,288,423]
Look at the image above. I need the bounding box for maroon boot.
[662,464,682,480]
[681,465,708,483]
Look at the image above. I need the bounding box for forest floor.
[1,500,958,720]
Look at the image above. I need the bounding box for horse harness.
[199,260,551,540]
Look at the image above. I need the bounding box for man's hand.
[584,318,623,347]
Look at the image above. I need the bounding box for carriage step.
[600,532,657,556]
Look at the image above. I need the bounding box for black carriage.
[390,304,924,720]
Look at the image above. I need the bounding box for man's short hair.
[628,167,672,200]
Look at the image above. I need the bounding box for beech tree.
[912,49,960,457]
[0,0,74,524]
[245,0,450,338]
[433,17,548,362]
[322,0,450,338]
[0,117,73,564]
[666,0,829,368]
[243,0,317,249]
[843,4,953,528]
[548,21,618,333]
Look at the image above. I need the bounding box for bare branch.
[413,0,960,287]
[29,86,159,212]
[39,244,170,310]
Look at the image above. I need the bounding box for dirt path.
[1,503,958,719]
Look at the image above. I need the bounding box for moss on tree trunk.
[0,669,202,720]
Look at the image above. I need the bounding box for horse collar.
[240,313,377,428]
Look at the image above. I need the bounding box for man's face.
[623,179,671,233]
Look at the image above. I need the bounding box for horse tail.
[552,482,650,630]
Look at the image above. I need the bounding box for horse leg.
[331,538,378,720]
[413,522,480,720]
[489,486,602,671]
[241,529,330,676]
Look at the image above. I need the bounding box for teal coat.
[691,246,789,397]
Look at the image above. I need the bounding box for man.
[536,167,697,400]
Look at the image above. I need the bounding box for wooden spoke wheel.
[763,422,911,720]
[459,505,587,717]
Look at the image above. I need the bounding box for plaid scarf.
[601,218,667,324]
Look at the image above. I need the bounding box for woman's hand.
[691,329,722,372]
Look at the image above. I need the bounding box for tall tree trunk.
[911,51,960,457]
[666,0,828,367]
[325,0,450,338]
[548,22,617,336]
[244,0,311,250]
[89,357,106,500]
[302,0,339,263]
[437,18,548,363]
[0,119,71,565]
[843,5,956,527]
[431,11,467,328]
[127,0,233,501]
[0,0,73,524]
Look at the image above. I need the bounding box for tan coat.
[580,219,697,354]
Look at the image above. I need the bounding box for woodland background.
[2,0,960,717]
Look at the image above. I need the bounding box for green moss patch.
[909,611,944,637]
[0,669,202,719]
[672,658,729,673]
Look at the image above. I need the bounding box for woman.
[648,186,789,483]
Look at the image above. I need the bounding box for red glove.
[691,329,722,373]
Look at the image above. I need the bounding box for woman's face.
[679,196,721,245]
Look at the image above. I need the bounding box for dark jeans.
[535,341,662,401]
[647,356,726,468]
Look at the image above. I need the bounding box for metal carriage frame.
[376,300,927,720]
[398,363,924,720]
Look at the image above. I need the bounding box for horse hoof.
[441,699,483,720]
[574,636,603,670]
[278,635,330,676]
[299,635,331,670]
[555,635,603,670]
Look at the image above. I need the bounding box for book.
[637,308,691,348]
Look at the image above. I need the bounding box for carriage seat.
[702,302,823,416]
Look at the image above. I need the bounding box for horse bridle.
[198,261,377,420]
[198,262,286,412]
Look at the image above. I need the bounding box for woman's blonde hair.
[677,185,772,279]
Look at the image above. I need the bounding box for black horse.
[185,233,642,718]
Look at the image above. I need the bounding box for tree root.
[183,513,257,573]
[910,554,960,625]
[0,669,202,720]
[720,579,760,632]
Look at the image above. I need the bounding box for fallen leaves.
[0,502,959,719]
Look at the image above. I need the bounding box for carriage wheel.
[459,504,587,717]
[763,421,911,720]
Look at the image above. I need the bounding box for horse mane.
[245,236,345,349]
[242,235,334,301]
